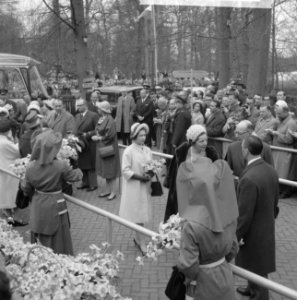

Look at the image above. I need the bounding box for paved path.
[9,178,297,300]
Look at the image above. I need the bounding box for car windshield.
[0,68,27,98]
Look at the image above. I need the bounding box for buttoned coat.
[75,110,99,170]
[115,95,135,133]
[236,159,279,275]
[135,94,155,128]
[47,109,76,137]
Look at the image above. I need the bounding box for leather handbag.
[98,144,115,158]
[165,266,186,300]
[151,173,163,197]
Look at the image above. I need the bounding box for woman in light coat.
[0,119,20,223]
[119,123,152,254]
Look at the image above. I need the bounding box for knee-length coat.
[95,115,121,179]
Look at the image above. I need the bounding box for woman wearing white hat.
[119,123,152,255]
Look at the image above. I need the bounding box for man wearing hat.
[75,98,99,191]
[47,99,75,137]
[134,88,155,147]
[171,92,191,149]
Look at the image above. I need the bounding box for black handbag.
[165,266,186,300]
[15,185,31,209]
[98,145,115,158]
[151,173,163,196]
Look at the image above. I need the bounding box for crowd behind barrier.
[1,166,297,299]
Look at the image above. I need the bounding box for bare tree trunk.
[52,0,61,81]
[216,7,232,88]
[247,9,271,95]
[70,0,88,94]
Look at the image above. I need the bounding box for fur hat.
[186,124,206,145]
[130,122,149,140]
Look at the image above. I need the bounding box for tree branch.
[42,0,75,31]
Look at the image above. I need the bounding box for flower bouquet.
[142,158,166,177]
[57,138,78,163]
[10,155,31,179]
[67,134,82,153]
[0,219,131,300]
[136,214,184,265]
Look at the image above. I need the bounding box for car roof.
[96,86,143,94]
[0,53,40,68]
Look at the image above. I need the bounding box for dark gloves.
[131,174,151,182]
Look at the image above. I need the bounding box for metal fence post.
[106,217,113,245]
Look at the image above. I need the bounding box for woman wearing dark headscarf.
[21,129,82,255]
[176,124,238,300]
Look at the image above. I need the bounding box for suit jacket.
[75,110,99,169]
[171,107,191,147]
[206,110,226,137]
[135,94,155,127]
[236,158,279,274]
[47,109,76,137]
[115,95,135,133]
[226,140,274,177]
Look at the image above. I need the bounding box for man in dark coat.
[135,88,155,147]
[75,98,99,191]
[171,93,191,150]
[236,135,279,300]
[206,100,226,158]
[226,120,274,177]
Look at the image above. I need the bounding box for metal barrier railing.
[1,167,297,298]
[118,144,297,188]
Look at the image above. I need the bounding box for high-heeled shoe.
[107,193,116,201]
[133,238,146,256]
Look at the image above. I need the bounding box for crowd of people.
[0,80,295,300]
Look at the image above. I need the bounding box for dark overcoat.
[226,140,274,177]
[171,107,191,147]
[206,110,226,137]
[95,115,121,179]
[75,110,99,170]
[236,159,279,275]
[135,94,155,128]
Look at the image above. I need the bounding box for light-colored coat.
[119,143,152,223]
[115,95,135,133]
[47,109,76,137]
[0,135,19,209]
[272,115,297,178]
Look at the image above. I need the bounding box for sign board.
[172,70,208,79]
[140,0,273,9]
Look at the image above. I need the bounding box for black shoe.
[77,185,89,190]
[236,287,255,298]
[86,187,97,192]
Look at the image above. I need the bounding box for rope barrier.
[1,166,297,299]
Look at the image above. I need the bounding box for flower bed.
[0,219,131,300]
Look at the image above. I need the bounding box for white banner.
[139,0,273,9]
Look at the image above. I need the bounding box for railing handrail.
[118,144,297,188]
[1,166,297,299]
[208,136,297,154]
[63,194,297,300]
